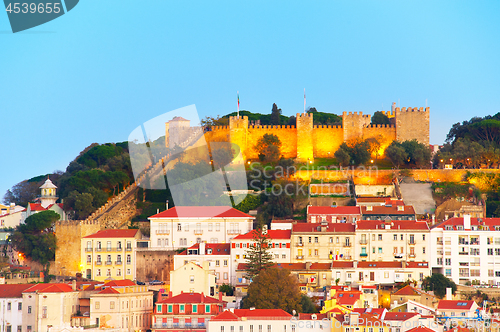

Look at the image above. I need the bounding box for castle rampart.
[173,104,429,162]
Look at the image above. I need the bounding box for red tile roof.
[233,230,291,240]
[432,217,500,230]
[149,206,253,219]
[83,229,139,238]
[178,243,231,255]
[332,261,354,268]
[236,263,331,271]
[308,206,361,215]
[292,223,355,233]
[0,284,34,298]
[335,291,361,305]
[437,300,475,310]
[392,285,421,296]
[157,292,223,304]
[356,197,390,202]
[352,308,386,316]
[24,283,75,293]
[357,261,402,268]
[405,262,430,269]
[298,313,329,320]
[406,327,438,332]
[98,287,120,294]
[356,220,429,230]
[233,309,291,319]
[102,280,136,287]
[383,312,418,320]
[361,205,416,215]
[29,203,46,211]
[211,310,240,321]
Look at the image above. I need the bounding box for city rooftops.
[83,229,139,238]
[307,206,361,215]
[293,222,355,233]
[432,217,500,230]
[233,229,291,240]
[356,220,429,230]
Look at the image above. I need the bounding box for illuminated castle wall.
[201,106,430,162]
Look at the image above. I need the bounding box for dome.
[40,178,57,189]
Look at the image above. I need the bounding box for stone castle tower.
[188,104,430,162]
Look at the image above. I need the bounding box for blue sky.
[1,0,500,199]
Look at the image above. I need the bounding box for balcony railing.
[115,261,122,265]
[409,254,416,258]
[95,248,102,252]
[194,230,203,235]
[436,241,443,245]
[296,242,304,247]
[296,255,304,260]
[408,240,416,245]
[156,230,170,235]
[227,230,241,235]
[126,247,132,251]
[459,252,469,255]
[360,253,368,257]
[85,248,93,252]
[105,261,112,265]
[95,261,102,265]
[343,243,352,247]
[359,240,367,245]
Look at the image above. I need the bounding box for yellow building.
[89,280,154,332]
[81,229,142,282]
[170,261,217,296]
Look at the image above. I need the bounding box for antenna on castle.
[425,99,428,108]
[398,99,400,108]
[237,91,240,117]
[303,88,306,115]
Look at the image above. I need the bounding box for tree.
[244,227,274,279]
[421,273,457,299]
[300,294,317,313]
[242,267,302,314]
[351,141,371,165]
[335,143,351,166]
[270,103,282,125]
[386,142,408,168]
[365,137,382,160]
[371,111,391,125]
[219,283,234,296]
[3,180,41,206]
[11,210,59,268]
[255,134,282,163]
[200,115,229,127]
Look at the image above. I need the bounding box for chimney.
[353,261,358,269]
[464,214,471,230]
[432,215,435,224]
[219,291,223,301]
[201,292,204,303]
[446,287,452,300]
[199,242,206,255]
[168,291,172,298]
[72,280,77,291]
[392,102,396,113]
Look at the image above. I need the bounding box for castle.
[201,103,429,161]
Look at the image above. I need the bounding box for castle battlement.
[396,107,429,112]
[342,111,371,118]
[366,124,394,128]
[313,125,342,129]
[381,110,395,117]
[211,125,229,131]
[296,112,313,118]
[229,115,249,120]
[249,125,296,130]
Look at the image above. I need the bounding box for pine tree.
[244,226,274,279]
[270,103,282,125]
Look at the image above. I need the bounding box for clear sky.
[1,0,500,200]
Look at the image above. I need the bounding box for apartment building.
[170,262,217,296]
[207,309,292,332]
[306,206,361,223]
[355,220,429,262]
[174,243,232,285]
[153,292,225,332]
[230,229,291,271]
[81,229,142,282]
[430,216,500,285]
[22,283,79,332]
[149,206,254,250]
[360,205,416,220]
[291,222,355,263]
[0,284,33,332]
[89,280,153,332]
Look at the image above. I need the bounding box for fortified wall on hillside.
[201,104,429,162]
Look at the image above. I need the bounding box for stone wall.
[396,107,430,146]
[135,249,175,283]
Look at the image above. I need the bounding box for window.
[378,247,382,254]
[205,304,210,313]
[107,241,111,250]
[224,272,228,280]
[106,269,111,276]
[185,223,189,231]
[177,223,182,231]
[28,306,32,314]
[282,254,286,259]
[190,275,195,283]
[221,327,225,332]
[107,254,111,263]
[314,237,318,243]
[268,325,271,332]
[401,234,404,241]
[97,269,101,276]
[117,241,122,249]
[7,302,11,310]
[308,237,312,243]
[42,306,48,318]
[193,304,197,313]
[423,247,426,254]
[259,325,263,332]
[18,303,22,310]
[127,254,131,264]
[422,234,426,240]
[410,234,415,244]
[488,248,494,255]
[314,249,318,256]
[329,237,333,243]
[445,269,452,277]
[96,241,101,250]
[95,301,100,309]
[393,234,397,241]
[180,304,185,313]
[378,234,382,241]
[216,223,221,231]
[224,260,228,266]
[167,304,173,313]
[87,255,91,263]
[445,258,451,266]
[27,327,32,332]
[216,272,220,280]
[216,260,220,266]
[97,255,102,263]
[110,301,115,309]
[437,258,443,265]
[127,268,131,275]
[372,247,375,253]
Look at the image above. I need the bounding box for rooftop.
[307,206,361,215]
[292,222,355,233]
[149,206,253,219]
[83,229,139,239]
[158,292,224,304]
[233,229,291,240]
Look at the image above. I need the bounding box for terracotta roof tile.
[233,230,291,240]
[84,229,139,238]
[292,223,355,233]
[308,206,361,215]
[157,292,223,304]
[361,205,416,215]
[0,284,34,298]
[149,206,253,219]
[24,283,75,293]
[437,300,475,310]
[356,220,429,230]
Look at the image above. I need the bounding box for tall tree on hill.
[371,111,391,125]
[421,273,457,299]
[11,210,59,270]
[270,103,282,125]
[255,134,282,163]
[386,141,408,168]
[242,267,302,314]
[244,226,274,279]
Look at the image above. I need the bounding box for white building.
[174,243,232,285]
[0,204,25,229]
[170,262,217,296]
[208,309,293,332]
[0,284,33,332]
[430,215,500,285]
[149,206,254,250]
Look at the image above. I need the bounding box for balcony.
[227,230,241,235]
[459,252,469,255]
[296,242,304,247]
[359,240,367,245]
[394,254,403,259]
[126,247,132,251]
[95,261,102,266]
[296,255,304,260]
[436,241,443,245]
[115,261,122,265]
[408,240,416,245]
[84,248,93,252]
[126,261,132,265]
[105,261,112,265]
[409,254,416,258]
[95,248,102,252]
[194,230,203,235]
[360,253,368,257]
[155,230,170,235]
[343,243,352,247]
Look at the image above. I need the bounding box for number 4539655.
[6,3,61,14]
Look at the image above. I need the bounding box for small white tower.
[39,177,58,208]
